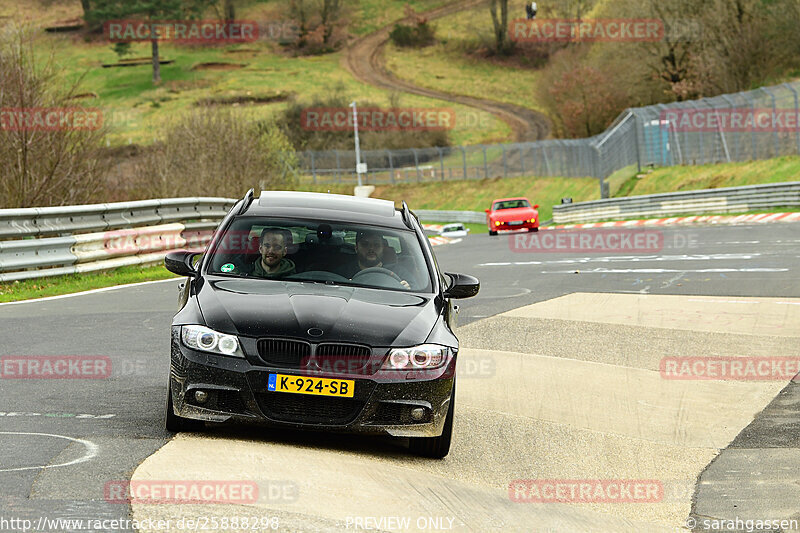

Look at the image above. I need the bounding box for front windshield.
[205,217,433,293]
[493,199,530,210]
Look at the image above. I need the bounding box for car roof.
[443,223,464,228]
[493,197,530,203]
[243,191,409,229]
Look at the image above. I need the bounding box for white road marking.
[477,254,759,267]
[541,268,788,274]
[0,432,98,472]
[0,278,180,307]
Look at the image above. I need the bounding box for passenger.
[341,230,410,289]
[252,228,296,278]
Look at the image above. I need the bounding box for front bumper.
[491,221,538,231]
[168,330,455,438]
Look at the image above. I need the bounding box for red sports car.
[485,197,539,236]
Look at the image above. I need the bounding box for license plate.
[509,221,524,226]
[268,374,354,398]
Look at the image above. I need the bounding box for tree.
[85,0,212,84]
[136,108,297,198]
[489,0,511,55]
[286,0,348,53]
[0,26,110,208]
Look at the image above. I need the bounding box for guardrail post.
[460,146,467,180]
[310,152,317,183]
[501,145,508,177]
[387,150,394,184]
[519,144,526,175]
[335,150,341,181]
[437,147,445,180]
[413,149,421,182]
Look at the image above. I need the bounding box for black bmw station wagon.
[164,190,479,458]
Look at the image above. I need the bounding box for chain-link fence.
[298,81,800,197]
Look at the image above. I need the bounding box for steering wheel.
[352,267,405,288]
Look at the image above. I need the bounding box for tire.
[489,230,498,236]
[528,227,539,232]
[165,381,205,433]
[409,381,455,459]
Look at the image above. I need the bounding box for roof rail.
[237,188,255,215]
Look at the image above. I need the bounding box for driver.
[341,230,410,289]
[252,228,296,278]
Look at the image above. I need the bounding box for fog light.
[194,390,208,404]
[410,407,425,421]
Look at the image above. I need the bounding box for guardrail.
[0,198,236,282]
[552,181,800,224]
[415,210,486,224]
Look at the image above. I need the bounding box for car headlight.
[382,345,450,370]
[181,325,244,358]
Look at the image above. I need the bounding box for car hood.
[197,278,440,347]
[492,207,538,221]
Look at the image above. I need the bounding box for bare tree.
[136,108,297,198]
[0,26,110,208]
[489,0,511,55]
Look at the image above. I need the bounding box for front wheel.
[165,380,205,433]
[488,230,498,236]
[528,227,539,232]
[408,381,455,459]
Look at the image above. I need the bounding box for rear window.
[204,217,433,293]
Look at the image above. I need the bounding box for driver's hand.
[400,280,410,289]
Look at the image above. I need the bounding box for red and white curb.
[546,212,800,230]
[429,236,462,246]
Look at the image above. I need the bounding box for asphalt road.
[0,222,798,532]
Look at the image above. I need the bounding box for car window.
[205,217,432,293]
[494,200,531,210]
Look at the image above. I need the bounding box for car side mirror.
[165,251,200,277]
[484,208,490,213]
[443,272,480,299]
[534,204,539,209]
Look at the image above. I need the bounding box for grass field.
[297,156,800,221]
[383,0,547,115]
[614,156,800,197]
[0,0,509,147]
[0,264,177,303]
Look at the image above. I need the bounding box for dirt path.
[342,1,551,143]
